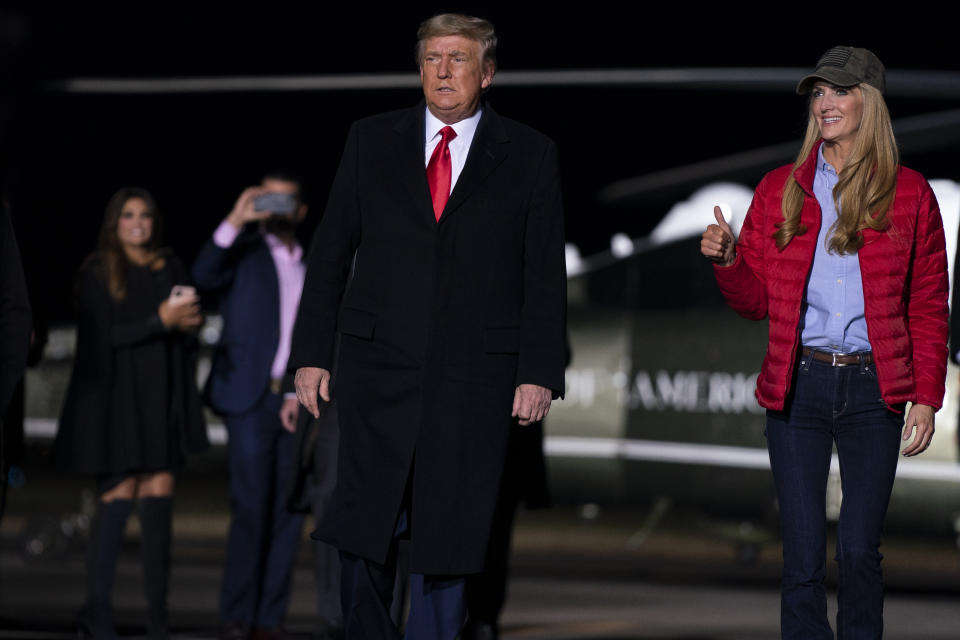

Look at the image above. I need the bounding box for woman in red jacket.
[701,47,948,639]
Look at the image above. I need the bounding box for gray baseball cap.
[796,46,886,94]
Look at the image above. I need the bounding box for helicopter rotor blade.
[600,108,960,205]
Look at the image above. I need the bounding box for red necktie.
[426,126,457,221]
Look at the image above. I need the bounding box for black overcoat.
[0,205,30,416]
[289,103,567,575]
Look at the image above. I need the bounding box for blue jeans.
[765,353,903,640]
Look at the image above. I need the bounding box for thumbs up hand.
[701,206,737,267]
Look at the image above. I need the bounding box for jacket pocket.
[484,326,520,354]
[338,307,376,340]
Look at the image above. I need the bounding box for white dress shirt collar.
[424,106,483,148]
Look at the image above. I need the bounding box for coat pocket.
[338,307,376,340]
[483,326,520,354]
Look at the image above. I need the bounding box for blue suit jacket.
[192,230,283,416]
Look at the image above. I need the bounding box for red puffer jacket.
[713,140,949,411]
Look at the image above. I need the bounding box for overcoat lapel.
[391,106,436,224]
[440,105,509,224]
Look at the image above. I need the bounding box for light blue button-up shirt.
[799,146,871,353]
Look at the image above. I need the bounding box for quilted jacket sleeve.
[712,173,773,321]
[906,178,949,409]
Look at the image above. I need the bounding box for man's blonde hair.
[415,13,497,71]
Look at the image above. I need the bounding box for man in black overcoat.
[290,13,567,639]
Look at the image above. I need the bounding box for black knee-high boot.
[138,496,172,640]
[79,498,133,640]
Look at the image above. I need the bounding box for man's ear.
[481,62,495,89]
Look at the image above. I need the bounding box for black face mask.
[263,215,298,236]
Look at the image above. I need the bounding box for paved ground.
[2,442,959,639]
[499,577,960,639]
[2,506,959,639]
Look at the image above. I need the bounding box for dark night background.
[2,6,959,323]
[4,10,960,636]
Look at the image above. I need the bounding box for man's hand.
[279,396,299,433]
[295,366,331,419]
[512,383,552,426]
[226,186,272,230]
[901,403,935,456]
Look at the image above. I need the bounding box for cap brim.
[795,69,862,94]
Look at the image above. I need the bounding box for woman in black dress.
[55,187,209,639]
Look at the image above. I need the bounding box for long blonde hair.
[775,83,899,253]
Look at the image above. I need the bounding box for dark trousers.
[340,511,466,640]
[221,392,304,627]
[309,409,342,625]
[765,354,903,640]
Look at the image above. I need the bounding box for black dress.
[55,254,208,474]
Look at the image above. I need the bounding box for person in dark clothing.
[3,190,50,521]
[192,175,312,640]
[0,201,31,523]
[286,395,343,638]
[292,14,567,637]
[1,299,45,522]
[0,203,30,416]
[462,421,550,640]
[55,187,209,640]
[464,339,568,639]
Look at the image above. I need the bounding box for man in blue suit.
[193,174,311,640]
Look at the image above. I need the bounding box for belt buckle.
[269,378,283,394]
[832,352,840,367]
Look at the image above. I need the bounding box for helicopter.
[18,62,960,560]
[542,68,960,553]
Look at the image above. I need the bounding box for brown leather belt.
[801,347,873,367]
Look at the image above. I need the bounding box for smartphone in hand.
[254,193,297,215]
[168,285,197,308]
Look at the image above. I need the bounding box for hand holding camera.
[227,187,297,230]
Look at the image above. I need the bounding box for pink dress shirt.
[213,221,305,383]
